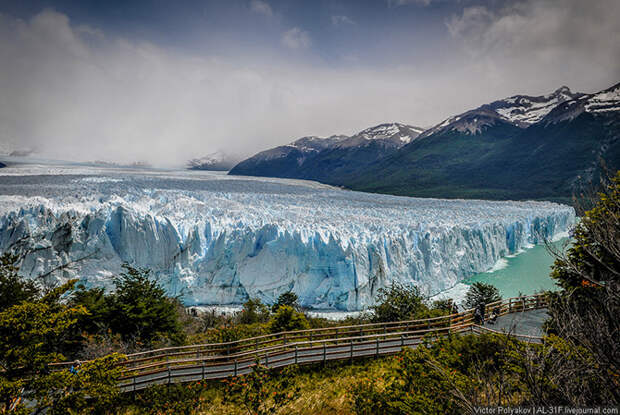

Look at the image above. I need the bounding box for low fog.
[0,0,619,166]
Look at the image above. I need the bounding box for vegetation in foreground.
[1,171,618,413]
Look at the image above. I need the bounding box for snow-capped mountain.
[420,86,585,138]
[231,81,619,202]
[229,122,424,180]
[543,82,620,124]
[346,82,620,202]
[583,82,620,113]
[337,123,424,148]
[187,151,241,171]
[289,135,348,152]
[488,86,585,126]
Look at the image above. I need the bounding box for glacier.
[0,161,575,310]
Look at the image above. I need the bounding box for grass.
[120,356,393,415]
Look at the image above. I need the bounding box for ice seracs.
[0,163,576,311]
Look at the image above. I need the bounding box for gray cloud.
[0,11,448,166]
[250,0,273,17]
[0,5,618,167]
[281,27,312,49]
[387,0,432,7]
[331,15,355,26]
[446,0,620,92]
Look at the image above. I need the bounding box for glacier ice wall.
[0,164,575,310]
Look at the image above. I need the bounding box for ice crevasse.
[0,172,575,310]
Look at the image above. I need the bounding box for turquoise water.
[463,238,570,298]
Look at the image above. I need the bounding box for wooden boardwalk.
[51,294,548,392]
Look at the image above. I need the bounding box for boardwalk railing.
[51,294,547,391]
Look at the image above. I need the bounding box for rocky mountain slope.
[231,82,620,203]
[229,123,424,181]
[345,83,620,203]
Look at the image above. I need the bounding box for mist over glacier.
[0,163,575,310]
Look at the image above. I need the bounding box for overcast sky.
[0,0,619,166]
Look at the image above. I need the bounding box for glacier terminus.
[0,161,575,311]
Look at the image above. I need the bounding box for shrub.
[271,291,300,312]
[349,333,518,415]
[103,264,182,346]
[238,298,270,325]
[70,285,110,334]
[269,305,309,333]
[349,377,388,415]
[0,253,39,312]
[222,363,300,415]
[463,282,501,310]
[431,298,458,314]
[543,170,620,405]
[371,283,428,322]
[32,353,125,415]
[129,382,209,415]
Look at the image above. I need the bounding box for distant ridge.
[229,122,425,181]
[230,82,620,203]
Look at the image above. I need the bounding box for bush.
[32,354,125,415]
[222,363,300,415]
[128,382,209,415]
[372,283,428,322]
[71,264,183,347]
[349,377,388,415]
[350,333,518,415]
[70,285,110,334]
[463,282,501,310]
[542,171,620,405]
[271,291,300,312]
[202,323,267,348]
[269,305,309,333]
[237,298,270,325]
[431,298,458,314]
[0,253,39,312]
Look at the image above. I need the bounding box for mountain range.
[229,123,425,182]
[229,82,620,203]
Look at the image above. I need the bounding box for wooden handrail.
[50,293,548,387]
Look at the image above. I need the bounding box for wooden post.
[294,346,298,365]
[265,353,269,367]
[202,360,205,380]
[234,360,238,377]
[323,342,326,363]
[401,334,404,348]
[283,333,287,345]
[350,340,353,363]
[376,338,379,357]
[508,298,512,313]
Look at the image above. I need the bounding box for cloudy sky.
[0,0,619,166]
